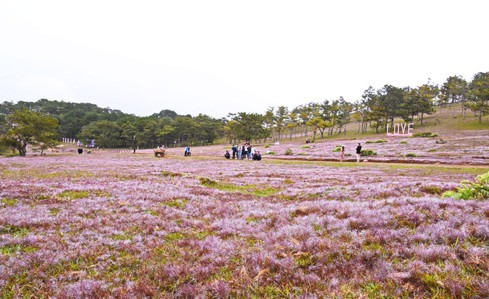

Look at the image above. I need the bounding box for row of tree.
[1,72,488,156]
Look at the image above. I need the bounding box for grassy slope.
[282,103,489,144]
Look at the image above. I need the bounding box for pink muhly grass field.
[0,147,488,298]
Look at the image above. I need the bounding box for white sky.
[1,0,488,118]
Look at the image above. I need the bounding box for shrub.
[267,151,275,155]
[366,139,387,144]
[284,148,293,156]
[406,153,417,157]
[199,177,218,186]
[332,146,341,152]
[400,140,408,145]
[413,132,438,138]
[301,145,310,149]
[161,171,182,177]
[443,171,489,200]
[435,139,447,144]
[360,149,377,156]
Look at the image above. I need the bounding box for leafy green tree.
[274,106,289,140]
[152,109,178,119]
[193,114,220,145]
[223,118,239,144]
[378,85,407,130]
[335,97,353,135]
[439,75,469,114]
[173,116,201,146]
[156,117,177,147]
[77,120,122,148]
[416,81,438,125]
[362,87,385,133]
[0,109,59,156]
[286,111,298,140]
[351,99,368,133]
[467,72,489,123]
[230,112,270,142]
[293,103,315,137]
[307,116,330,141]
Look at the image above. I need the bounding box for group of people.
[339,142,362,162]
[225,143,261,161]
[178,141,361,162]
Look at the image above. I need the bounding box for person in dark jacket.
[356,143,362,162]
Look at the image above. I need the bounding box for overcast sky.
[1,1,488,118]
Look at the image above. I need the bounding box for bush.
[400,141,408,145]
[199,177,218,186]
[366,139,387,144]
[284,148,293,156]
[413,132,438,138]
[443,171,489,200]
[332,146,341,152]
[406,153,417,157]
[267,151,275,155]
[360,149,377,156]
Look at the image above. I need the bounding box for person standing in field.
[356,143,362,162]
[237,145,242,160]
[340,145,345,162]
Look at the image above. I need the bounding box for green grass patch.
[458,119,489,130]
[199,177,280,197]
[0,225,29,237]
[112,232,133,241]
[413,132,438,138]
[294,252,315,268]
[366,139,387,144]
[56,190,90,201]
[1,198,17,207]
[0,244,38,256]
[49,207,62,216]
[165,198,187,209]
[55,189,111,201]
[165,232,185,242]
[161,170,183,177]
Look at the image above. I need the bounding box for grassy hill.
[304,102,488,143]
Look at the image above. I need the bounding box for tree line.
[1,72,488,156]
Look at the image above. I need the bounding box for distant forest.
[0,72,488,149]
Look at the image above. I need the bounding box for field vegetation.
[1,75,489,297]
[1,132,488,297]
